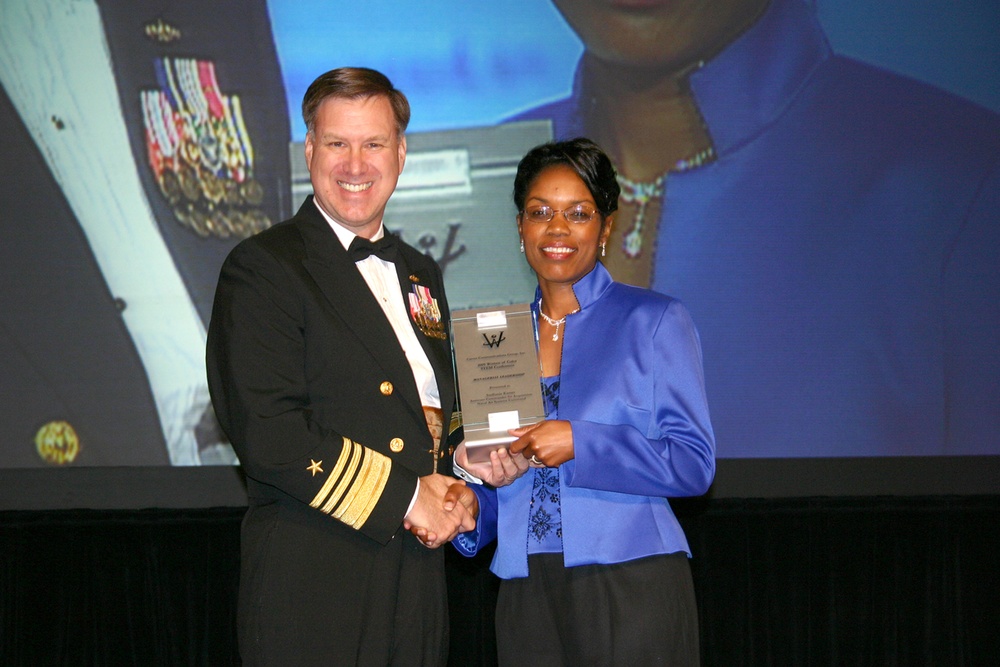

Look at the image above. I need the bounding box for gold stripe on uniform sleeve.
[320,440,363,515]
[309,437,393,529]
[310,437,355,511]
[334,450,392,529]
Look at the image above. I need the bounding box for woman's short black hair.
[513,137,620,217]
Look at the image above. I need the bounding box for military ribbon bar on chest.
[408,284,446,339]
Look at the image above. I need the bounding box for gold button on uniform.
[389,438,404,453]
[380,381,393,396]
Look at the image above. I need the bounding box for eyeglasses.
[521,204,600,225]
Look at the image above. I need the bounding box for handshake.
[402,427,555,548]
[403,472,479,549]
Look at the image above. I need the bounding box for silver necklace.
[615,146,716,259]
[538,301,578,342]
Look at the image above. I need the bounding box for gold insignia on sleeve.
[337,452,391,528]
[390,438,404,453]
[312,440,355,513]
[35,421,80,465]
[307,459,323,476]
[319,442,362,514]
[380,381,393,396]
[309,437,392,529]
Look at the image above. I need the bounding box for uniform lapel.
[296,202,425,422]
[394,250,456,418]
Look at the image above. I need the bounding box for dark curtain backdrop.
[2,496,997,666]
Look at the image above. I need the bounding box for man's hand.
[403,473,476,548]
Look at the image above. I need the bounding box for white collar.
[312,197,385,251]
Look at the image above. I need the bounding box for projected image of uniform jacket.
[0,0,290,466]
[515,0,1000,458]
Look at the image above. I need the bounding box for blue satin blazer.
[455,263,716,579]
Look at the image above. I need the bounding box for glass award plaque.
[451,304,544,463]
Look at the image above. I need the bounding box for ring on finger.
[530,455,542,466]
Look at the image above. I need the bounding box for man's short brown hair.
[301,67,411,137]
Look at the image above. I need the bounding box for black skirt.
[495,552,700,666]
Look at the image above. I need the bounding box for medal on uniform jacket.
[409,284,447,339]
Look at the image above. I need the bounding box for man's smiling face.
[304,94,406,238]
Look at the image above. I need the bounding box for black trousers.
[239,503,448,667]
[495,552,699,667]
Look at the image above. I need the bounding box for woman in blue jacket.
[449,138,716,665]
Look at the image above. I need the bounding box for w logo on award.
[482,331,506,349]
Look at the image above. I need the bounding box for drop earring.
[600,242,606,257]
[520,239,525,253]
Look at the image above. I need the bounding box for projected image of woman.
[513,0,1000,459]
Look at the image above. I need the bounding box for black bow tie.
[348,235,397,263]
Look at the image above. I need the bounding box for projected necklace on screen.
[615,146,716,260]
